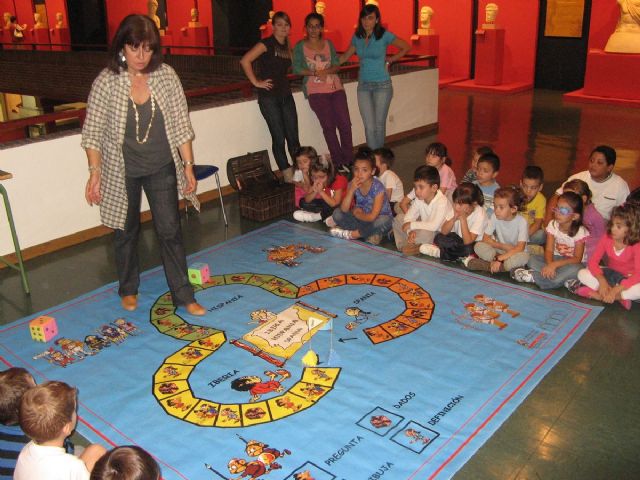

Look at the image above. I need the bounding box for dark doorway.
[212,0,272,54]
[67,0,108,50]
[535,0,592,91]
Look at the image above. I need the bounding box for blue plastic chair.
[190,165,228,227]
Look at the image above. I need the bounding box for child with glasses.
[511,191,588,289]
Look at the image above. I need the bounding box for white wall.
[0,68,438,256]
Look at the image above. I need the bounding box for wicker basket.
[227,150,295,221]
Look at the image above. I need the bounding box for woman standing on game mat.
[81,14,205,316]
[240,11,300,182]
[339,4,410,150]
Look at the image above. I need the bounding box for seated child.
[293,157,348,222]
[548,145,629,221]
[473,153,500,216]
[90,445,160,480]
[373,147,404,213]
[424,142,456,200]
[563,179,605,260]
[462,145,493,183]
[392,165,452,255]
[467,186,529,273]
[569,204,640,310]
[396,142,456,215]
[14,381,106,480]
[520,166,546,247]
[292,147,316,209]
[0,367,35,480]
[426,182,488,261]
[330,147,393,245]
[511,192,588,290]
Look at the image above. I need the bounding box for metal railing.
[0,54,436,140]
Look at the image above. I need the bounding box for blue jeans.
[528,254,584,290]
[332,208,392,239]
[258,94,300,171]
[357,80,393,149]
[115,163,195,306]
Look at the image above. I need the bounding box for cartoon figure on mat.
[84,334,110,352]
[405,428,430,445]
[244,438,291,470]
[249,309,277,325]
[462,302,508,330]
[473,294,520,317]
[227,457,270,479]
[294,472,315,480]
[33,347,75,367]
[371,415,392,428]
[99,324,127,344]
[345,306,376,330]
[112,318,140,335]
[55,338,93,359]
[231,370,291,402]
[220,408,241,424]
[194,403,218,419]
[158,382,179,394]
[275,396,302,412]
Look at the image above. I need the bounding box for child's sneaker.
[402,243,421,256]
[324,216,337,228]
[510,267,535,283]
[293,210,322,222]
[366,234,382,245]
[330,228,352,240]
[419,243,441,258]
[459,255,476,267]
[466,258,491,271]
[564,278,582,294]
[619,299,632,310]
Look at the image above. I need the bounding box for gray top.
[123,96,173,178]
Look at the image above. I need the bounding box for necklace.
[130,93,156,145]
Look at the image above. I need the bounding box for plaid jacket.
[81,64,199,230]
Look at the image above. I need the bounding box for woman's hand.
[183,166,197,195]
[85,173,101,206]
[254,79,274,90]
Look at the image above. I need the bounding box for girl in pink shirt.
[571,204,640,310]
[425,142,457,201]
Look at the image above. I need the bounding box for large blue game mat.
[0,221,602,480]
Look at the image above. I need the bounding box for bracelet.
[88,165,101,173]
[183,161,195,166]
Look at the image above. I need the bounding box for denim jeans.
[258,94,300,171]
[114,162,195,306]
[332,208,392,239]
[357,80,393,149]
[528,254,584,290]
[308,90,353,167]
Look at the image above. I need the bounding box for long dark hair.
[108,14,162,74]
[355,4,385,40]
[304,12,324,38]
[557,191,584,237]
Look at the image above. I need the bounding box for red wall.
[13,0,33,26]
[45,0,68,29]
[377,0,413,42]
[420,0,473,82]
[166,0,212,40]
[476,0,538,85]
[320,0,359,52]
[272,0,314,46]
[588,0,619,50]
[105,0,147,42]
[0,0,16,18]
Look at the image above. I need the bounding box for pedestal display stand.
[410,34,440,61]
[50,27,70,51]
[176,26,210,55]
[32,28,50,51]
[475,28,504,85]
[564,49,640,107]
